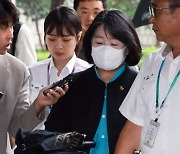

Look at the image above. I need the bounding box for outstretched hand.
[34,84,69,115]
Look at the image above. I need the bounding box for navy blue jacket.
[45,65,137,154]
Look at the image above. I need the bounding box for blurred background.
[14,0,163,66]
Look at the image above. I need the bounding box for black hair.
[44,6,82,40]
[169,0,180,8]
[73,0,107,10]
[83,9,142,66]
[0,0,19,26]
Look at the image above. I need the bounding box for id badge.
[144,119,160,148]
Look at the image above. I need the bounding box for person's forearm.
[114,120,142,154]
[34,86,68,117]
[34,98,45,117]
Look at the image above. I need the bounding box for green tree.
[108,0,140,19]
[16,0,51,50]
[50,0,65,10]
[16,0,140,50]
[50,0,73,10]
[16,0,74,49]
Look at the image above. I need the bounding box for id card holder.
[144,119,160,148]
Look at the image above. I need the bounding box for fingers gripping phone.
[43,73,78,96]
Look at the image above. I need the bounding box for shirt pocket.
[139,74,157,123]
[140,73,157,104]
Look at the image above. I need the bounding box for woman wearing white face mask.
[45,10,142,154]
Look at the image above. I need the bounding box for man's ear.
[77,31,82,42]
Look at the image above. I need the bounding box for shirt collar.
[162,44,172,57]
[94,63,126,83]
[161,44,180,61]
[49,53,77,75]
[65,52,77,74]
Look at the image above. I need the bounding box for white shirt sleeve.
[119,65,146,126]
[15,24,37,66]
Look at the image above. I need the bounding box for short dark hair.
[44,6,82,39]
[0,0,19,26]
[83,10,142,66]
[73,0,107,10]
[169,0,180,8]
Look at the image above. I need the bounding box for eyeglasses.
[149,5,171,17]
[149,5,180,17]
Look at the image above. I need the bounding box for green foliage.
[108,0,140,19]
[16,0,140,20]
[36,49,50,61]
[138,46,158,68]
[16,0,50,19]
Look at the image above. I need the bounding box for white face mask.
[91,45,127,70]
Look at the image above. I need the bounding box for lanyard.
[47,59,77,111]
[47,62,51,85]
[155,58,180,121]
[47,59,77,85]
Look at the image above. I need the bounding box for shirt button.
[102,115,106,118]
[101,135,105,139]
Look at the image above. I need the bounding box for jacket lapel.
[0,54,11,98]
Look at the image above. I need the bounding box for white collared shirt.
[120,44,180,154]
[29,53,91,102]
[48,53,91,84]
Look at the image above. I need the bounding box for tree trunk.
[50,0,65,10]
[34,16,44,50]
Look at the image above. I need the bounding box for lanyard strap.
[47,62,51,85]
[47,59,78,111]
[155,58,180,120]
[47,59,78,85]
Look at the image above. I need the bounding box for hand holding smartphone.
[43,73,78,96]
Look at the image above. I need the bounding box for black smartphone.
[43,73,78,96]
